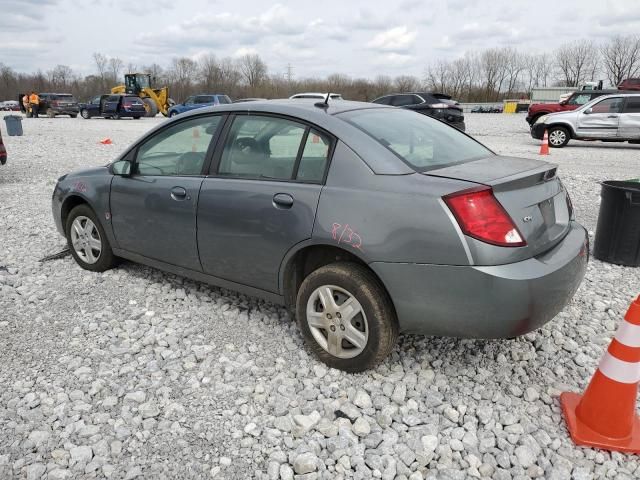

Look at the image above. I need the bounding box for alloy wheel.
[70,216,102,264]
[549,129,566,146]
[306,285,369,359]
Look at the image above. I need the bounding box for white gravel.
[1,111,640,479]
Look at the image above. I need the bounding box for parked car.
[1,101,20,111]
[52,100,587,371]
[37,93,80,118]
[531,93,640,148]
[372,92,465,131]
[80,94,146,119]
[0,128,6,166]
[618,78,640,91]
[525,90,630,125]
[167,94,231,117]
[290,93,344,100]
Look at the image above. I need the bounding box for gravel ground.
[1,111,640,480]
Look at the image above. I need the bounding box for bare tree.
[108,57,124,84]
[601,35,640,86]
[168,57,198,101]
[555,41,599,87]
[48,65,74,89]
[394,75,420,92]
[237,54,268,92]
[93,52,108,89]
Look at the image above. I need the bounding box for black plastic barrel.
[593,181,640,267]
[4,115,23,136]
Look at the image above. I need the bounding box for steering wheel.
[236,137,259,153]
[137,162,164,175]
[176,152,204,175]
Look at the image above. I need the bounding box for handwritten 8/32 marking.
[331,223,363,250]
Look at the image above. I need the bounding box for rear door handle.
[608,115,619,118]
[273,193,294,209]
[170,186,188,201]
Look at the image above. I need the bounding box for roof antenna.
[315,92,331,109]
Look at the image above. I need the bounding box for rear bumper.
[531,123,546,140]
[371,222,588,338]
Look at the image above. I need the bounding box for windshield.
[217,95,232,104]
[340,108,493,171]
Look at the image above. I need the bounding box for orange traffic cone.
[539,130,549,155]
[560,295,640,453]
[99,138,112,145]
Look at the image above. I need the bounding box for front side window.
[340,108,492,171]
[568,94,591,105]
[590,97,624,114]
[135,116,221,176]
[195,96,215,104]
[217,95,232,105]
[184,96,195,105]
[372,96,391,105]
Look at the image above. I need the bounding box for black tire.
[70,114,77,118]
[46,108,55,118]
[133,116,141,120]
[113,113,121,120]
[65,204,118,272]
[142,98,158,117]
[296,262,398,372]
[169,111,178,118]
[547,125,570,148]
[80,109,90,119]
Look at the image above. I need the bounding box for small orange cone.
[560,295,640,453]
[99,138,112,145]
[539,130,549,155]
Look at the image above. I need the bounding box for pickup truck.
[526,89,629,125]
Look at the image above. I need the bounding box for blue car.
[167,94,231,117]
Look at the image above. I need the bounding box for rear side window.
[217,115,332,182]
[340,108,492,172]
[372,96,391,105]
[623,99,640,113]
[391,95,418,107]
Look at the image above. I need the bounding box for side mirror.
[584,107,593,115]
[559,100,567,105]
[112,160,132,176]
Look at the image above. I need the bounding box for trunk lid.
[426,156,572,261]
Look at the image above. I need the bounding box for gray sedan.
[52,100,588,372]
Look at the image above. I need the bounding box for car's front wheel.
[80,109,90,119]
[296,262,398,372]
[66,204,117,272]
[548,126,570,148]
[169,111,178,118]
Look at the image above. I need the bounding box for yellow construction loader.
[111,73,172,117]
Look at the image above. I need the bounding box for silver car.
[531,93,640,147]
[52,100,588,372]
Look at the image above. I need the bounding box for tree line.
[1,36,639,104]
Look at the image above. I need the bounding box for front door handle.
[608,115,619,118]
[273,193,294,209]
[170,186,188,201]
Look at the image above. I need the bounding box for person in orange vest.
[22,93,31,117]
[29,91,40,118]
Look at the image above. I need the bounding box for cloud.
[598,11,640,27]
[367,26,417,54]
[233,47,259,57]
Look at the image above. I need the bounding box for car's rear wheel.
[70,114,77,118]
[80,109,90,119]
[296,262,398,372]
[133,116,141,120]
[46,108,55,118]
[66,204,117,272]
[548,126,570,148]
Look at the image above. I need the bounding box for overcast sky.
[1,0,639,79]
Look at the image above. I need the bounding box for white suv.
[532,94,640,147]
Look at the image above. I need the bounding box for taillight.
[430,103,450,109]
[443,186,526,247]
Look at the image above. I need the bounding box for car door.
[102,95,121,116]
[182,96,196,112]
[618,97,640,139]
[110,114,224,271]
[197,114,334,293]
[576,97,624,138]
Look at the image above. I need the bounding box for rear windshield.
[54,94,75,101]
[340,108,492,172]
